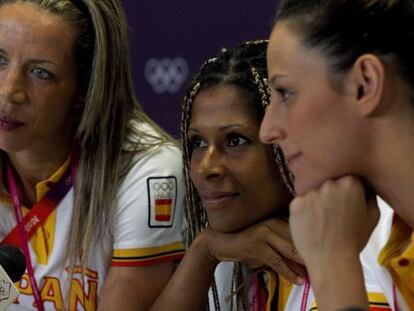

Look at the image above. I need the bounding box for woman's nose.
[260,99,287,144]
[0,68,27,105]
[198,146,225,180]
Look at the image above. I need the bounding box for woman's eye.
[189,136,207,149]
[31,67,54,80]
[0,55,8,66]
[275,88,293,104]
[227,135,249,147]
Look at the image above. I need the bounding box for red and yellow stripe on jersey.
[111,241,185,266]
[266,272,392,310]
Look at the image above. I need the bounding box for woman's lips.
[286,152,302,171]
[0,114,24,131]
[200,191,239,209]
[286,152,301,167]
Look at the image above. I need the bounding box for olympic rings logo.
[152,181,174,192]
[145,57,189,94]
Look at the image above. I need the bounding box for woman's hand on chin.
[200,218,307,285]
[289,175,379,268]
[289,175,379,310]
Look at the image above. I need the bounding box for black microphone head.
[0,245,26,282]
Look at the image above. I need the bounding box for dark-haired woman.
[260,0,414,309]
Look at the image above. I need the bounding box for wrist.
[191,229,220,267]
[307,255,368,310]
[305,249,360,277]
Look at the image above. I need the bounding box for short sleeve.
[111,143,185,266]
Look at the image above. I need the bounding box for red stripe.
[369,306,392,310]
[155,199,172,205]
[155,215,171,221]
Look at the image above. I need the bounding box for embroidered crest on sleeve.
[147,176,177,227]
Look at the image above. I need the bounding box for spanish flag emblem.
[147,176,177,227]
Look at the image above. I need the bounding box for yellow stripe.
[266,271,276,311]
[0,193,12,206]
[277,276,293,310]
[112,241,185,258]
[155,205,172,215]
[266,272,293,311]
[367,292,389,304]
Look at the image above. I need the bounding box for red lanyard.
[253,271,311,311]
[252,272,266,311]
[392,284,399,311]
[300,273,311,311]
[5,160,74,311]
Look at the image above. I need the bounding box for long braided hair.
[180,40,294,310]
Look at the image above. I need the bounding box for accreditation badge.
[147,176,177,227]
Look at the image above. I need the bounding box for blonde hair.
[0,0,174,301]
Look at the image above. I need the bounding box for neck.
[7,144,72,206]
[365,112,414,228]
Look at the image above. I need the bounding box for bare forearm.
[309,254,368,311]
[98,263,176,311]
[151,232,218,311]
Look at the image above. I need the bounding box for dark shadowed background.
[122,0,279,137]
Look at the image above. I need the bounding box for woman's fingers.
[205,218,305,284]
[258,249,305,285]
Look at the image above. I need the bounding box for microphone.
[0,245,26,310]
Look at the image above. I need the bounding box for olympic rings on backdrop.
[145,57,189,94]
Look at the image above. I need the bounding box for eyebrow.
[188,124,254,132]
[270,74,289,85]
[28,59,58,66]
[0,47,57,66]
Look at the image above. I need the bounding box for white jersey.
[0,124,185,310]
[210,197,393,310]
[285,197,394,310]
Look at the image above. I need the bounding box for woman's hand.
[289,175,379,310]
[203,217,306,285]
[289,176,379,267]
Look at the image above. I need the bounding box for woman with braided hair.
[178,40,299,311]
[152,39,303,311]
[152,40,391,310]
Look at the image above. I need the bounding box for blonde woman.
[0,0,185,310]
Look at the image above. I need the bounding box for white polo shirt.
[0,124,185,310]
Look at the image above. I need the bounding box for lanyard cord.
[300,272,311,311]
[7,164,45,311]
[392,284,399,311]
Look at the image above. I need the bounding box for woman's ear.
[348,54,385,116]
